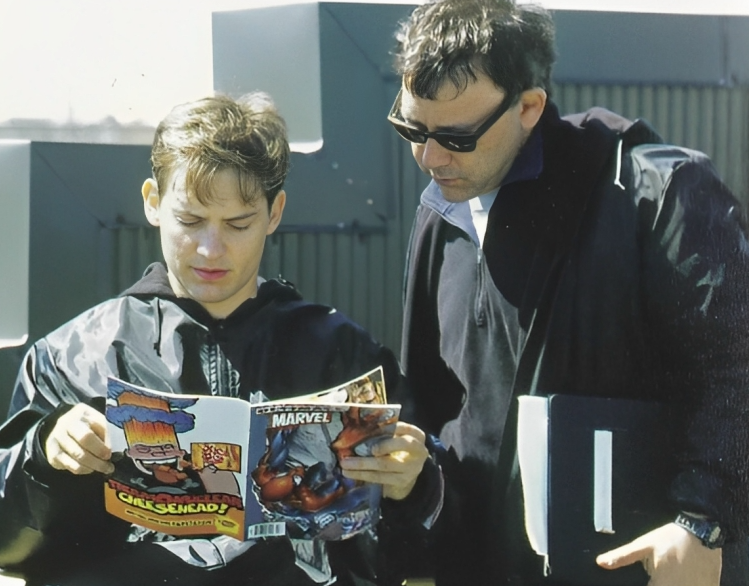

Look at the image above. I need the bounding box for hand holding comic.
[45,403,114,475]
[339,421,428,501]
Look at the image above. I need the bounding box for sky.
[1,0,747,141]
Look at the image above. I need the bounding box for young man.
[0,93,436,586]
[392,1,749,585]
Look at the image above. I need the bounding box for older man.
[392,1,749,584]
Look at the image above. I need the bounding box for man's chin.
[439,186,476,203]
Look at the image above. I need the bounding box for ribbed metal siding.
[107,226,163,295]
[259,132,425,353]
[108,84,749,355]
[552,83,749,207]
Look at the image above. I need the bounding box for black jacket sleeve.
[0,316,130,571]
[635,146,749,541]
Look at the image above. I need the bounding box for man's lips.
[432,175,460,186]
[194,268,229,281]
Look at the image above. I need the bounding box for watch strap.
[674,512,725,549]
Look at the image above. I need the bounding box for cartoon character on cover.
[251,407,398,537]
[253,428,353,513]
[331,406,398,459]
[107,382,241,496]
[344,375,386,405]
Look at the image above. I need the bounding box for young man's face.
[142,167,285,318]
[399,72,546,202]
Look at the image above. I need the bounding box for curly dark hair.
[150,92,290,208]
[394,0,556,103]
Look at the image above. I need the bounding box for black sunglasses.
[387,88,513,153]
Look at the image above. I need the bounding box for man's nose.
[417,138,452,170]
[196,226,226,259]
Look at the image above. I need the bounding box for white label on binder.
[594,430,615,534]
[517,396,550,556]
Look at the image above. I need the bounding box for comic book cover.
[103,366,398,542]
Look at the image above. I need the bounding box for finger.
[341,455,418,473]
[53,430,114,475]
[47,407,114,474]
[57,405,112,460]
[65,404,111,448]
[596,538,650,570]
[392,422,426,443]
[46,436,99,475]
[371,433,428,460]
[342,467,416,494]
[80,407,110,443]
[66,418,112,461]
[341,468,398,483]
[52,449,99,475]
[341,452,424,495]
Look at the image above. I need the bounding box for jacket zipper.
[475,248,487,327]
[205,336,239,397]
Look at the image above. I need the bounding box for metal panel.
[0,141,30,349]
[552,11,749,86]
[0,143,157,417]
[213,3,406,230]
[212,4,323,152]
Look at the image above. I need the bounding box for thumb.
[597,538,650,570]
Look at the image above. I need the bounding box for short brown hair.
[150,92,290,207]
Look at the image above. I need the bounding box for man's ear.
[266,190,286,236]
[142,179,161,227]
[518,88,547,132]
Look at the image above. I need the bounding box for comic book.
[103,366,399,542]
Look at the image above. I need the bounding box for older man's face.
[399,73,539,202]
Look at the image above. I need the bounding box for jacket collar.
[420,115,545,243]
[121,262,302,325]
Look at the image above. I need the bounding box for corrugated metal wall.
[552,83,749,204]
[259,131,427,354]
[107,84,749,356]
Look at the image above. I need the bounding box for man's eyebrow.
[172,206,201,216]
[434,122,477,133]
[172,208,258,222]
[225,212,257,222]
[401,113,480,134]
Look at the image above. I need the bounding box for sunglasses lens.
[390,118,478,152]
[393,122,426,144]
[436,136,476,153]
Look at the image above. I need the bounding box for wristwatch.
[674,512,725,549]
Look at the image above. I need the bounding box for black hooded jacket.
[401,102,749,585]
[0,263,424,585]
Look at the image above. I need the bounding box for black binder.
[520,394,674,586]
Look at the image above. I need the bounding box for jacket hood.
[562,105,663,148]
[120,262,303,324]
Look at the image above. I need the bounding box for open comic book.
[103,366,399,542]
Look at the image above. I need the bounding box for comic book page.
[246,399,400,541]
[104,378,250,539]
[103,366,398,542]
[263,365,388,405]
